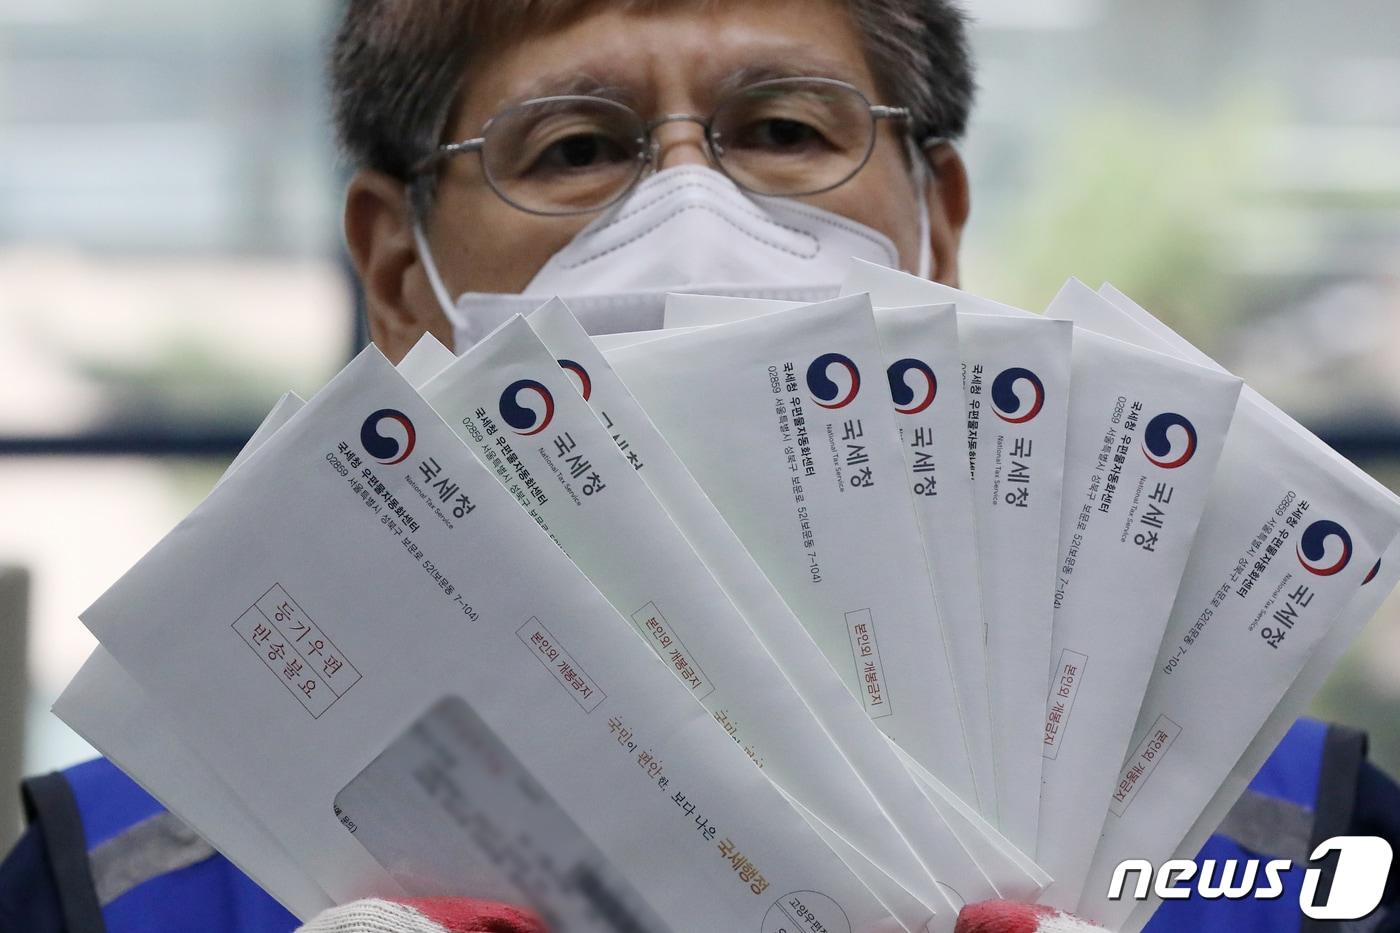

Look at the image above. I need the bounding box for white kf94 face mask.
[413,164,932,350]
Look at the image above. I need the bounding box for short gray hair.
[330,0,975,184]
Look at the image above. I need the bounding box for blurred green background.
[963,0,1400,780]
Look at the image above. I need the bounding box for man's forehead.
[457,1,875,119]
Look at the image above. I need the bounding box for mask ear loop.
[407,188,463,327]
[908,138,935,280]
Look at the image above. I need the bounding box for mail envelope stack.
[55,259,1400,933]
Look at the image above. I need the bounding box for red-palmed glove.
[955,899,1106,933]
[295,897,546,933]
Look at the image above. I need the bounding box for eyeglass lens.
[478,79,880,215]
[711,78,876,197]
[481,97,648,215]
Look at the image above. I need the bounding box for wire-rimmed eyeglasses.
[412,76,934,216]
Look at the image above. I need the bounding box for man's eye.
[734,118,827,152]
[533,133,631,172]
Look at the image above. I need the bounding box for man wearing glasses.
[338,0,971,358]
[5,2,1398,933]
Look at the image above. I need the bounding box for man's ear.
[343,169,454,362]
[922,143,970,287]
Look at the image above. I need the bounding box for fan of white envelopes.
[59,259,1399,933]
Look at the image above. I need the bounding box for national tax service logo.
[886,358,937,415]
[557,359,592,401]
[1297,519,1353,576]
[990,367,1044,424]
[806,352,861,410]
[1141,412,1198,469]
[360,409,416,465]
[499,379,555,436]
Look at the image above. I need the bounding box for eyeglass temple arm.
[411,137,486,176]
[871,105,949,151]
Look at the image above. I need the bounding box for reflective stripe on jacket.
[3,756,297,933]
[1145,717,1390,933]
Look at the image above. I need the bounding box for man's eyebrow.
[715,58,868,99]
[478,56,875,127]
[508,55,868,102]
[503,71,641,109]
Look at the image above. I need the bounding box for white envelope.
[78,347,899,933]
[836,262,1073,853]
[1031,297,1243,907]
[1054,287,1400,928]
[869,305,996,821]
[590,330,684,352]
[63,337,658,926]
[223,391,309,476]
[662,293,997,822]
[54,343,454,920]
[528,298,1021,909]
[891,742,1051,904]
[779,787,935,930]
[603,295,978,808]
[392,332,457,386]
[1082,284,1400,931]
[1095,282,1400,508]
[1120,535,1400,932]
[954,312,1072,854]
[420,314,947,926]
